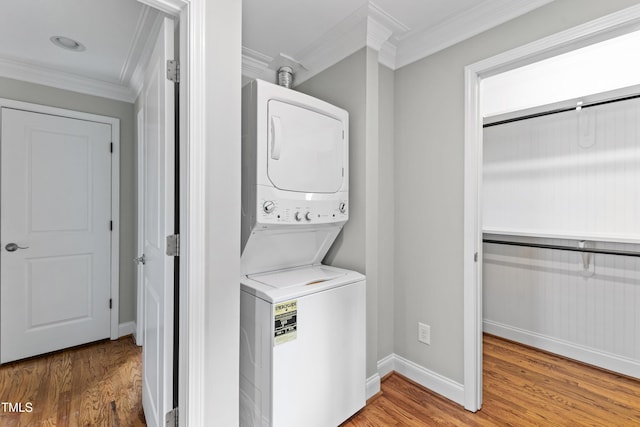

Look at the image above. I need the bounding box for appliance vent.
[277,66,294,89]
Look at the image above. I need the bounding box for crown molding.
[290,11,368,86]
[378,41,397,70]
[394,0,556,69]
[135,0,181,16]
[368,1,410,35]
[241,1,405,86]
[131,12,165,99]
[241,0,554,83]
[367,17,393,51]
[120,5,153,83]
[242,47,276,83]
[0,56,135,103]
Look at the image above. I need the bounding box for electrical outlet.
[418,322,431,345]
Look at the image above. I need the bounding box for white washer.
[240,80,366,427]
[240,265,365,427]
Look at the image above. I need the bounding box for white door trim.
[136,108,145,346]
[136,1,207,425]
[463,4,640,412]
[0,97,120,341]
[178,3,207,426]
[137,1,242,425]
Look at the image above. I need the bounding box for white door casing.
[136,108,145,347]
[141,17,175,427]
[1,104,119,363]
[463,4,640,412]
[137,1,243,425]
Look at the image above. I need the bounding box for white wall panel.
[483,236,640,377]
[484,97,640,243]
[484,97,640,377]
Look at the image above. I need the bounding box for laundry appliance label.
[274,299,297,346]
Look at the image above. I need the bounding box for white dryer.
[240,79,366,427]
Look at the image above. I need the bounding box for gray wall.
[298,49,367,274]
[0,76,137,324]
[394,0,640,384]
[297,48,384,377]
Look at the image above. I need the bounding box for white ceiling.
[0,0,162,102]
[0,0,555,101]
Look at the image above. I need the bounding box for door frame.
[139,1,242,425]
[136,1,207,425]
[136,108,145,346]
[0,98,121,340]
[463,4,640,412]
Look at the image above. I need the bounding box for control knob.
[305,212,312,221]
[339,202,347,213]
[263,201,275,214]
[294,211,302,222]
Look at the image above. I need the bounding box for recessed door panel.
[267,100,344,193]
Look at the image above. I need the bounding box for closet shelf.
[482,228,640,245]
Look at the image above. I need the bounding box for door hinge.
[165,407,178,427]
[109,298,112,309]
[109,220,113,231]
[474,252,479,262]
[167,60,180,83]
[110,142,113,153]
[166,234,180,257]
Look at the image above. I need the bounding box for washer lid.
[248,265,346,289]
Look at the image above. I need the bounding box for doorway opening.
[463,4,640,411]
[0,1,192,425]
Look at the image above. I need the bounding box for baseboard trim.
[118,321,136,339]
[366,373,381,400]
[484,320,640,378]
[376,353,464,406]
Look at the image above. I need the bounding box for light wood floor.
[2,334,639,426]
[344,334,640,426]
[0,335,145,427]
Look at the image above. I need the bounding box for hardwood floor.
[344,334,640,426]
[0,335,145,427]
[2,333,639,426]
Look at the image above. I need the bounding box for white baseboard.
[118,321,137,338]
[484,320,640,378]
[377,353,395,378]
[366,373,381,400]
[376,353,464,406]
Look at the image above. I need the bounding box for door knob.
[134,254,146,265]
[5,243,29,252]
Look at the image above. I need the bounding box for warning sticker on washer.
[274,300,297,346]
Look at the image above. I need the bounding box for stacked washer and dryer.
[239,79,366,427]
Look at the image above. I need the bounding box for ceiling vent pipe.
[277,66,294,89]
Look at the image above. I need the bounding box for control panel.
[257,198,348,225]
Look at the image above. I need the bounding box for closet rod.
[483,239,640,258]
[483,93,640,128]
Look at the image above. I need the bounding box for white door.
[141,17,175,427]
[1,107,112,363]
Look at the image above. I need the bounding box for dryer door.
[267,100,345,193]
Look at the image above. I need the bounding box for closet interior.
[482,86,640,378]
